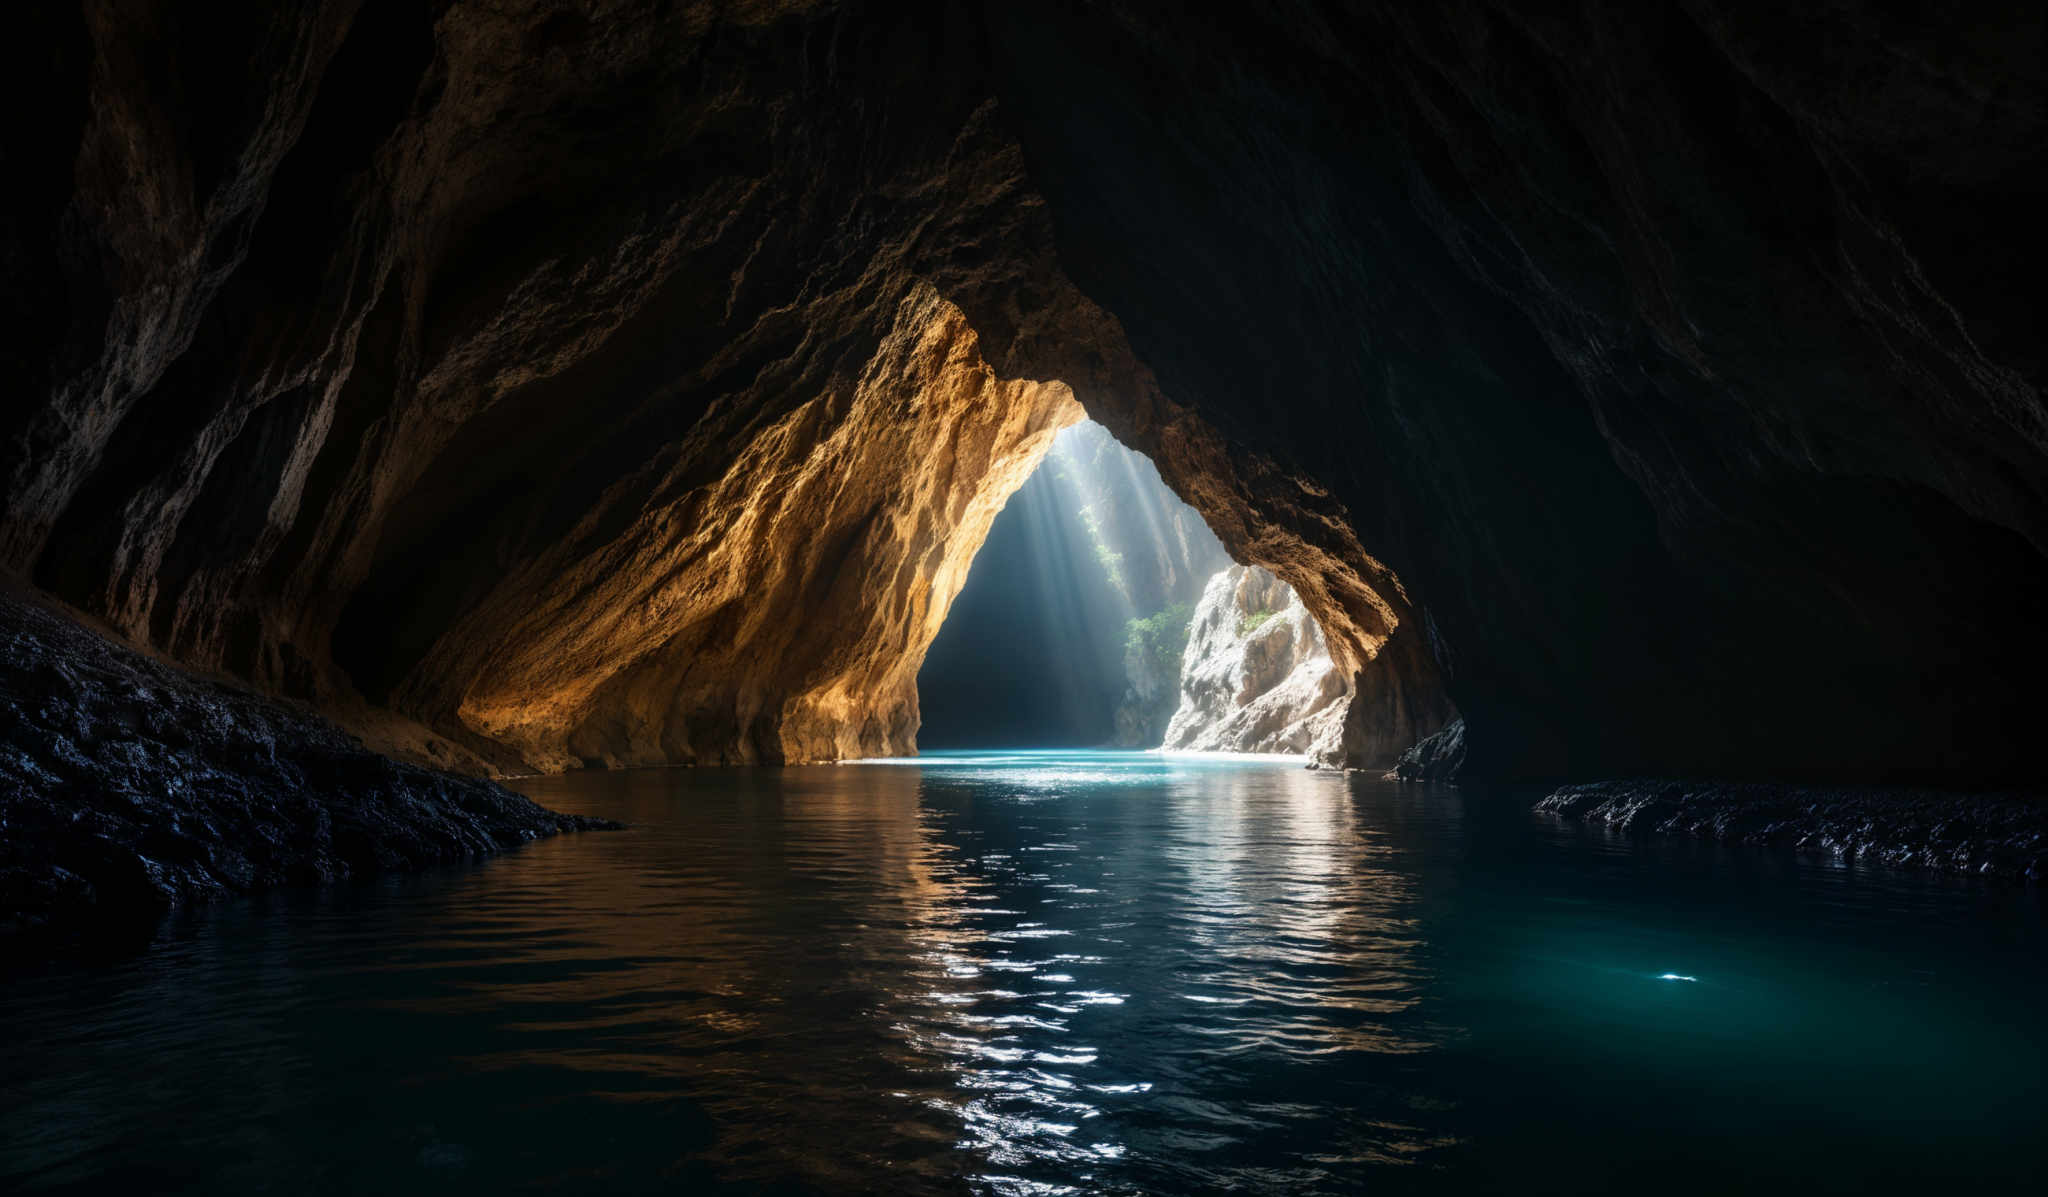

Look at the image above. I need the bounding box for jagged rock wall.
[984,1,2047,783]
[0,0,1443,773]
[1387,719,1469,783]
[1115,627,1185,749]
[399,289,1081,769]
[6,1,2038,785]
[1162,566,1351,759]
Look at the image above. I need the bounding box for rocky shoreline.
[1537,780,2047,881]
[2,592,616,951]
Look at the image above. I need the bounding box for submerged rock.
[1161,566,1350,757]
[1536,780,2047,879]
[1,591,616,948]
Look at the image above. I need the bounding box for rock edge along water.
[1,590,615,951]
[1536,780,2046,879]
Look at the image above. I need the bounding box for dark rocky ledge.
[1537,781,2047,880]
[2,590,617,950]
[1386,719,1466,783]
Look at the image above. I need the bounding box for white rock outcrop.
[1161,565,1350,757]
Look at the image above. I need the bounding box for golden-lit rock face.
[0,1,1448,775]
[47,3,2046,784]
[415,288,1080,768]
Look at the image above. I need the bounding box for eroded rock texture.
[401,289,1080,769]
[1162,566,1350,759]
[4,1,2042,787]
[1,590,612,945]
[1,0,1444,774]
[984,1,2047,783]
[1536,781,2046,879]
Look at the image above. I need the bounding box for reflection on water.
[862,753,1443,1194]
[2,751,2042,1194]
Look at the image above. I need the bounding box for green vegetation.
[1125,601,1195,677]
[1237,607,1280,637]
[1077,502,1127,597]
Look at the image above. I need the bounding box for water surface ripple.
[3,751,2042,1194]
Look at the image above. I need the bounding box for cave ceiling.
[2,1,2040,783]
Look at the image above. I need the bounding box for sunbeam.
[919,421,1344,756]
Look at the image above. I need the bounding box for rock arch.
[5,0,2040,786]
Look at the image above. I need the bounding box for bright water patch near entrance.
[2,750,2043,1194]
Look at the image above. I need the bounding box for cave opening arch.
[319,283,1459,776]
[914,417,1393,762]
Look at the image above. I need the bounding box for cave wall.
[3,0,1441,772]
[7,0,1087,770]
[982,0,2046,782]
[407,288,1081,769]
[4,0,2039,783]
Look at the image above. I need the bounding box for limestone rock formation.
[0,0,1439,776]
[1114,616,1188,749]
[1161,566,1350,759]
[4,0,2041,794]
[402,288,1082,770]
[984,1,2047,783]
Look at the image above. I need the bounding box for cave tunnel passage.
[916,421,1352,755]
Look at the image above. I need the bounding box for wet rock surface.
[1388,719,1467,782]
[1536,780,2047,879]
[1,591,615,947]
[0,0,1442,775]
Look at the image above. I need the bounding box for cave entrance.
[916,420,1353,755]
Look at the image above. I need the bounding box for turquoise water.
[3,750,2042,1193]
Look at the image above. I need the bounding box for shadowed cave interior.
[2,3,2046,1191]
[4,0,2046,937]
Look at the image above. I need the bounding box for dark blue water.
[4,751,2043,1194]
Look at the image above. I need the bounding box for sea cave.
[1,2,2044,1192]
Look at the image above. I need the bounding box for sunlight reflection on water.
[3,751,2043,1195]
[849,750,1446,1193]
